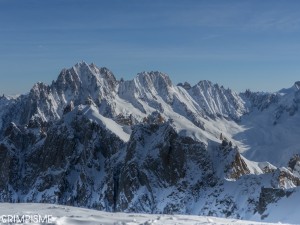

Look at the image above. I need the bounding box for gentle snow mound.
[0,203,292,225]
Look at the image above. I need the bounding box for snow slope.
[234,84,300,166]
[250,187,300,224]
[0,203,292,225]
[79,104,130,142]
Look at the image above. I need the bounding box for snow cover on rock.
[0,203,292,225]
[2,62,300,166]
[1,62,300,223]
[257,186,300,224]
[236,83,300,166]
[75,104,130,142]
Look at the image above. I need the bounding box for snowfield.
[0,203,292,225]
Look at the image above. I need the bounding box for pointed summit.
[71,62,117,86]
[189,80,246,120]
[135,71,173,90]
[74,60,89,67]
[72,61,98,79]
[293,81,300,90]
[278,81,300,95]
[197,80,213,86]
[55,62,117,92]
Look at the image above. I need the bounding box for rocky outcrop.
[218,140,250,180]
[0,109,126,209]
[116,121,214,213]
[256,187,292,219]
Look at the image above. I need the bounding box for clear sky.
[1,0,300,95]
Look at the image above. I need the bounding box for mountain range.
[1,61,300,223]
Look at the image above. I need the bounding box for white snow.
[0,203,292,225]
[250,187,300,224]
[81,104,130,142]
[63,104,130,142]
[234,106,300,166]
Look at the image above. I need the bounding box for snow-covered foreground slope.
[0,203,292,225]
[2,62,300,222]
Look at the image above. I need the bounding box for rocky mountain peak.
[0,94,7,101]
[54,62,117,92]
[293,81,300,90]
[188,80,246,120]
[195,80,229,93]
[136,71,173,90]
[71,62,117,83]
[30,82,50,95]
[71,61,101,83]
[73,60,91,72]
[197,80,213,87]
[118,71,175,107]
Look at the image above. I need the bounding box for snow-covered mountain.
[1,62,300,224]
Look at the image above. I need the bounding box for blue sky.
[1,0,300,95]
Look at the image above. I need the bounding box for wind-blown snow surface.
[0,203,292,225]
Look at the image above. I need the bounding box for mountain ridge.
[1,62,300,223]
[1,61,300,164]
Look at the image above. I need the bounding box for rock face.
[1,62,300,222]
[188,80,247,120]
[2,108,296,219]
[116,122,214,213]
[256,187,291,219]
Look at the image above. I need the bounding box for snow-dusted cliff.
[1,62,300,224]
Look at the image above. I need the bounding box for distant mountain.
[0,62,300,223]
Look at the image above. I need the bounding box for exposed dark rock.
[288,154,300,170]
[256,187,293,218]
